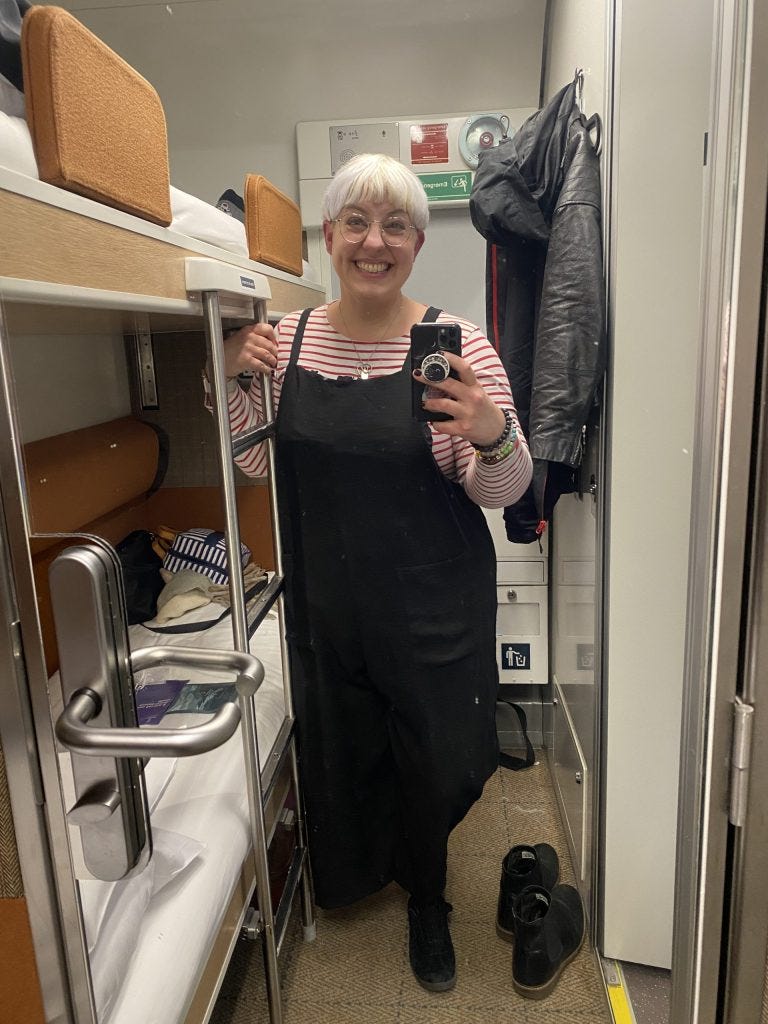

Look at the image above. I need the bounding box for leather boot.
[511,883,585,999]
[407,897,456,992]
[496,843,559,942]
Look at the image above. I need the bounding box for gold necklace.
[336,300,403,379]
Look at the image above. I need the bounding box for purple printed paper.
[135,679,188,726]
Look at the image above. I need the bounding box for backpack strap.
[421,306,442,323]
[497,697,536,770]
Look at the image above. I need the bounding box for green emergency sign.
[418,171,473,201]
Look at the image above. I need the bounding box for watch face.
[459,114,506,169]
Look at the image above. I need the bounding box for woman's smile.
[354,259,391,274]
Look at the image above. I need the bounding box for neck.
[335,296,408,342]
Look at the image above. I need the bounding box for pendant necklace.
[336,300,403,380]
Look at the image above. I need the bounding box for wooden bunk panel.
[22,6,172,226]
[0,188,324,315]
[1,188,202,300]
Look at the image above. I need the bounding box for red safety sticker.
[410,123,449,165]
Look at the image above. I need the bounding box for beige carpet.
[211,759,611,1024]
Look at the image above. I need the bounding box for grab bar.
[55,646,263,758]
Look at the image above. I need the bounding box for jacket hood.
[469,80,582,245]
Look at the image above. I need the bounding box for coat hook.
[574,67,585,110]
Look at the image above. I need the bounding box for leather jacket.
[470,80,606,544]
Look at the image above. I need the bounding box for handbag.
[115,529,164,625]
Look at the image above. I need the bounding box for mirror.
[10,0,688,1020]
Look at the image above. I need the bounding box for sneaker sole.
[511,923,586,1001]
[495,920,515,944]
[414,974,457,993]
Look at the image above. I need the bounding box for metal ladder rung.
[274,847,308,956]
[246,574,285,637]
[232,421,275,458]
[261,718,296,806]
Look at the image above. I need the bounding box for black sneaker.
[407,897,456,992]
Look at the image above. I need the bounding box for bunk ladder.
[189,258,316,1024]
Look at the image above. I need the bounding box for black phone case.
[410,322,462,422]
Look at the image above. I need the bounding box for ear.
[323,219,335,255]
[414,229,426,257]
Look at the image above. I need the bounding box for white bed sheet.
[83,604,287,1024]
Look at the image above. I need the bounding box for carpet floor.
[211,758,611,1024]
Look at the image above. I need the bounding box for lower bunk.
[74,605,291,1024]
[21,413,307,1024]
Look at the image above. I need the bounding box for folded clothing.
[155,562,267,624]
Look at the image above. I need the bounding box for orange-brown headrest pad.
[25,417,160,552]
[244,174,303,277]
[22,5,172,226]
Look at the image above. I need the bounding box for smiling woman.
[212,152,533,991]
[6,0,761,1020]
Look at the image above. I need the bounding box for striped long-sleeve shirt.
[208,305,532,509]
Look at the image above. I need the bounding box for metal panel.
[672,0,768,1020]
[552,682,589,884]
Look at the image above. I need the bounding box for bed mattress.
[75,602,288,1024]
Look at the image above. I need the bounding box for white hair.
[322,153,429,230]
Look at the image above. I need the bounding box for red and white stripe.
[207,305,532,509]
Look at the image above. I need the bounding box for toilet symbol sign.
[501,643,531,671]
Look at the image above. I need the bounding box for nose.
[362,221,387,249]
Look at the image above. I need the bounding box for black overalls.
[275,307,499,909]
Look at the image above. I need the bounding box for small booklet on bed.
[135,680,239,724]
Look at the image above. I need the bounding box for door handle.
[48,540,264,881]
[55,646,263,758]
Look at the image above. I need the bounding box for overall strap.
[422,306,442,323]
[288,308,314,368]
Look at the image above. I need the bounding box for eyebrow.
[343,205,409,218]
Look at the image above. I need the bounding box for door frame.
[672,0,768,1020]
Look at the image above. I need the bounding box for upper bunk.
[0,4,326,325]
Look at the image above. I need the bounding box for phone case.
[410,322,462,422]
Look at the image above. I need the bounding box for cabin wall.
[74,1,546,206]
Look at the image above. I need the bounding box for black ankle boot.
[511,884,584,999]
[407,897,456,992]
[496,843,559,942]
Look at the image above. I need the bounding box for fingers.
[223,323,278,376]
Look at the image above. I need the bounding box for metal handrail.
[55,646,263,758]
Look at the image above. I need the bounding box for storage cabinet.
[484,508,549,685]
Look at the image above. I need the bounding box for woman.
[209,153,532,992]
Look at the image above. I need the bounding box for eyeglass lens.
[338,213,412,246]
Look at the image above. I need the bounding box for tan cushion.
[244,174,303,276]
[25,416,160,546]
[22,6,172,226]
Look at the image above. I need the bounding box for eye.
[342,214,368,231]
[383,218,409,236]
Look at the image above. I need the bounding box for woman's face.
[323,197,425,308]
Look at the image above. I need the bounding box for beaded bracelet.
[472,408,514,453]
[475,433,518,464]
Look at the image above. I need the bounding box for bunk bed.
[0,6,325,1024]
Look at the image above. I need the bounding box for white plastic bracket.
[185,257,272,301]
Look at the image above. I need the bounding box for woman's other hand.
[222,323,279,378]
[414,353,507,446]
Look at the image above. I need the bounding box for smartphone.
[410,322,462,422]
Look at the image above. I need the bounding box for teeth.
[356,261,389,273]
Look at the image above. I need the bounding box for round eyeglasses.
[333,212,414,246]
